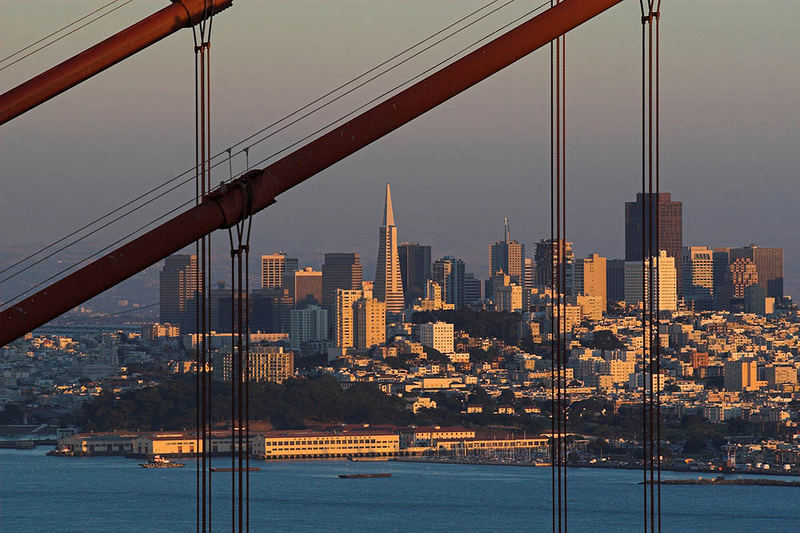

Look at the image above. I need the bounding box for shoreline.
[13,446,800,479]
[395,456,800,478]
[646,478,800,487]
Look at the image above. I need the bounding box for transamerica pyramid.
[373,184,405,315]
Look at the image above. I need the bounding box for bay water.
[2,449,798,532]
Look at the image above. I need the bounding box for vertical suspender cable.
[646,7,652,526]
[557,15,563,529]
[202,40,211,533]
[227,148,236,533]
[639,2,662,531]
[202,38,211,532]
[204,6,214,522]
[186,1,215,529]
[191,22,202,533]
[558,26,569,532]
[555,11,562,529]
[244,193,253,533]
[229,227,237,532]
[560,42,564,533]
[237,232,244,533]
[638,3,647,532]
[227,168,254,533]
[549,1,556,527]
[225,147,236,533]
[187,12,209,533]
[647,6,654,530]
[203,2,216,528]
[550,2,568,529]
[655,0,660,533]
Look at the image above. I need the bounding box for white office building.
[418,321,454,355]
[624,250,677,311]
[289,305,328,350]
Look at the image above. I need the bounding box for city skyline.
[2,2,799,532]
[160,187,789,300]
[3,182,789,314]
[1,1,798,303]
[156,186,788,339]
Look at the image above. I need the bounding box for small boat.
[210,467,262,472]
[338,473,392,479]
[139,455,185,468]
[46,447,74,457]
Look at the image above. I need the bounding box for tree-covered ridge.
[410,309,522,345]
[78,376,412,432]
[74,375,551,434]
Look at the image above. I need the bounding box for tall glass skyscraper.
[398,242,431,306]
[159,254,199,332]
[625,192,683,293]
[432,256,466,309]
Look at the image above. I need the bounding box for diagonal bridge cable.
[240,1,552,174]
[49,302,158,324]
[0,0,517,285]
[0,0,138,72]
[0,0,130,64]
[0,197,195,308]
[0,0,552,308]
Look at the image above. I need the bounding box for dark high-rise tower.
[730,246,783,299]
[283,268,323,309]
[432,256,465,309]
[712,248,732,310]
[322,253,363,316]
[625,192,683,293]
[159,254,199,332]
[464,273,482,305]
[606,259,625,304]
[398,242,431,306]
[730,258,758,308]
[534,238,574,295]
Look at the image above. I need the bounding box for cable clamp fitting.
[641,11,660,23]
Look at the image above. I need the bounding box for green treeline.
[74,375,553,435]
[77,376,412,432]
[410,309,522,345]
[70,373,785,452]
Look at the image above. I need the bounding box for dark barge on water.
[338,473,392,479]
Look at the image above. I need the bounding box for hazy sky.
[1,0,798,302]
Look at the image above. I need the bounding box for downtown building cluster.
[150,186,800,467]
[7,186,800,470]
[157,188,789,355]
